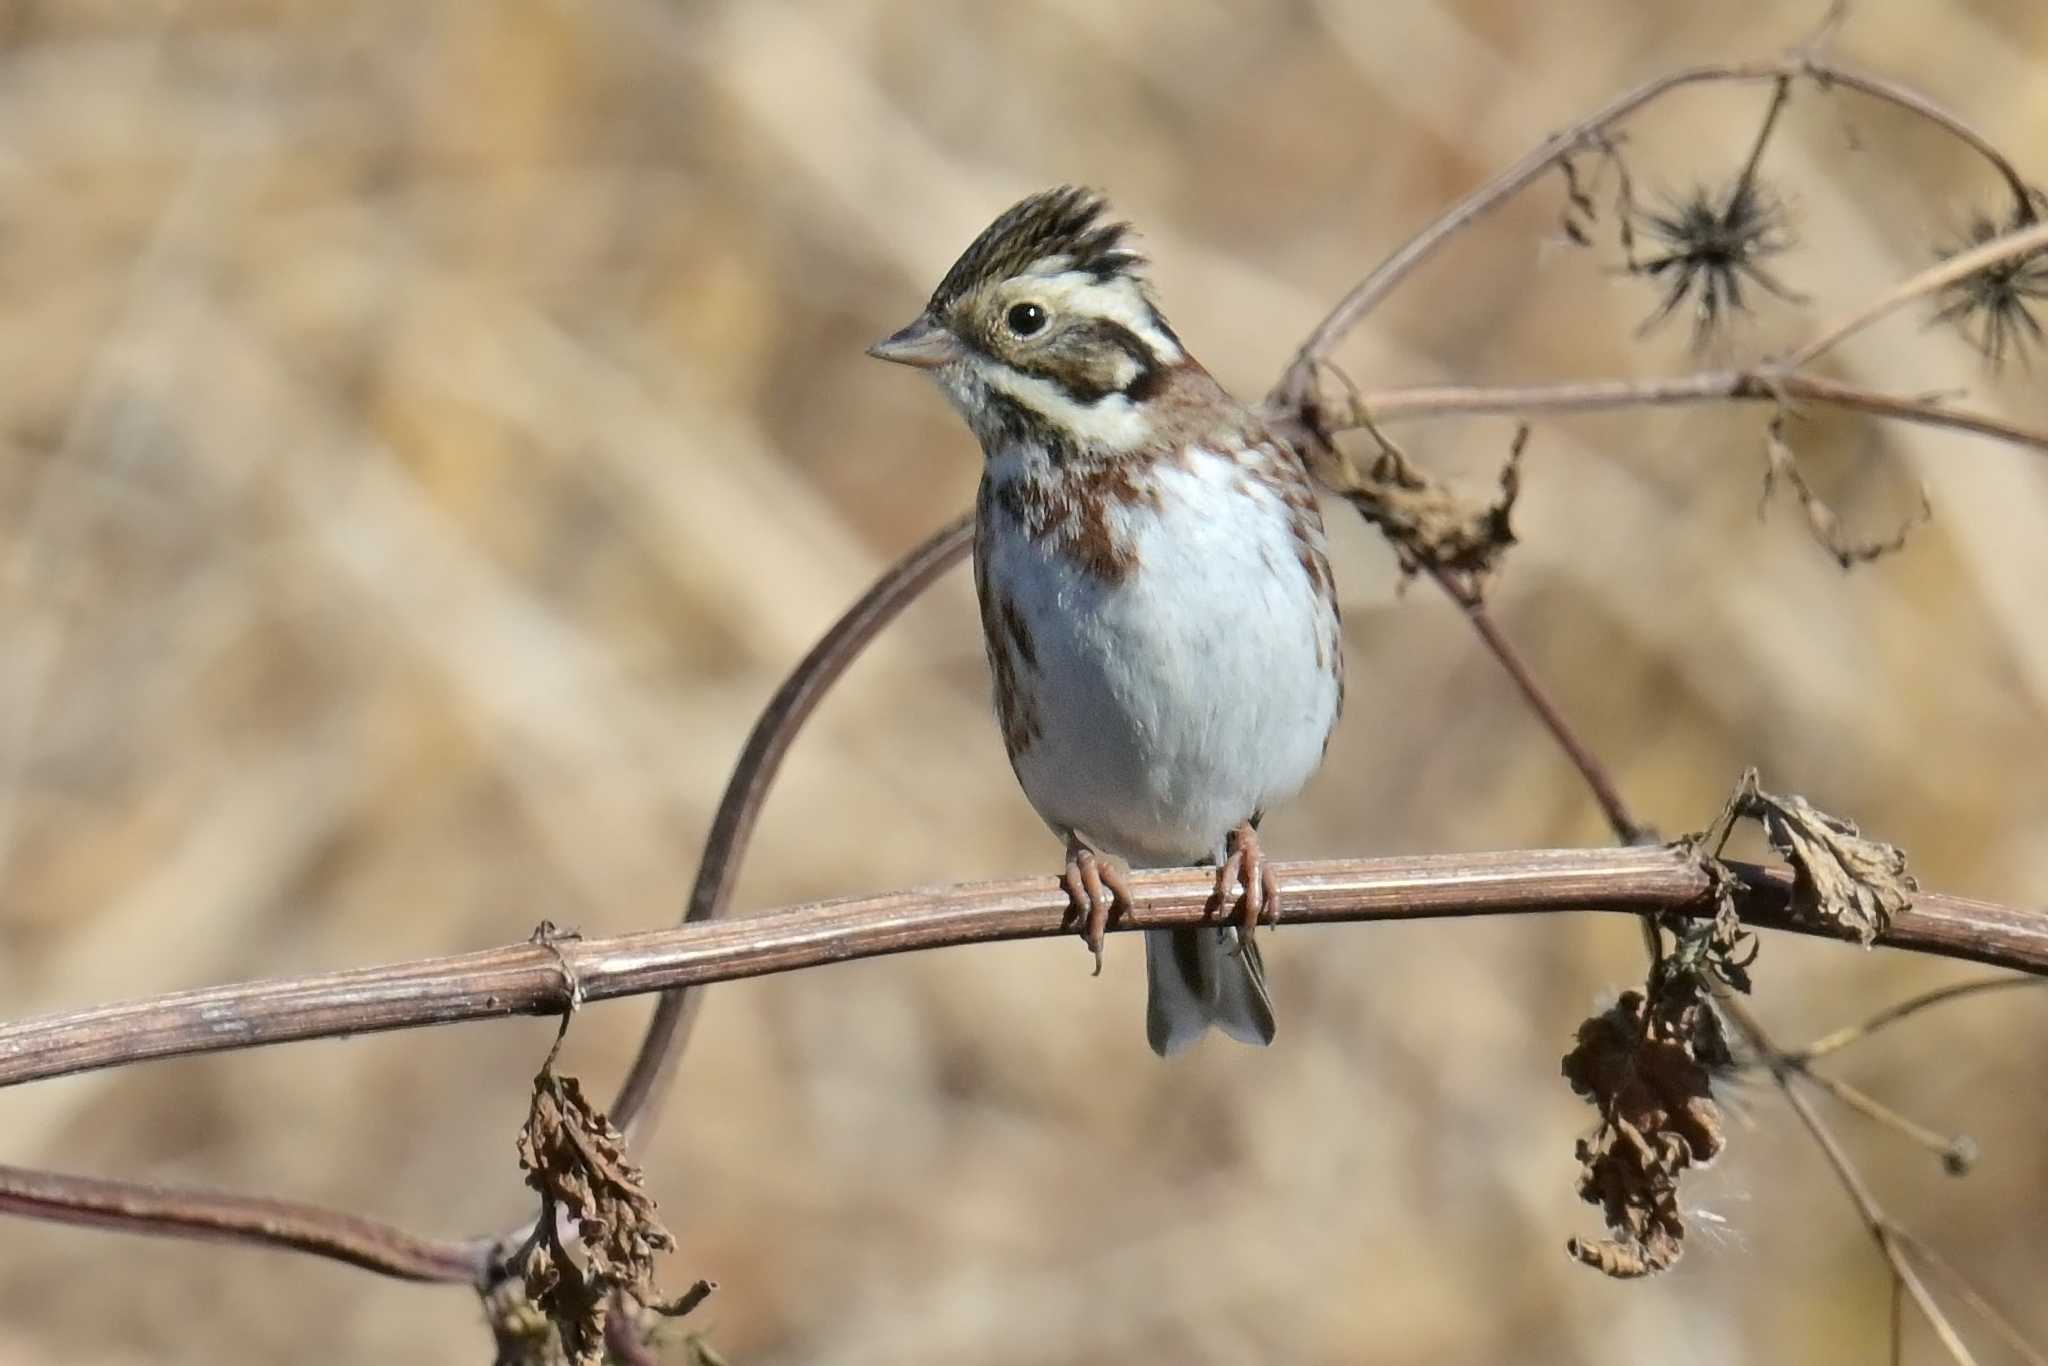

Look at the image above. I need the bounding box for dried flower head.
[1633,179,1802,347]
[1931,198,2048,370]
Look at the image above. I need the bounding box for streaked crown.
[926,186,1143,312]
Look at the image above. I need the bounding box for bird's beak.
[866,315,962,370]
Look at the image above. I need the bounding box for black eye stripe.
[1006,319,1163,406]
[1098,321,1166,402]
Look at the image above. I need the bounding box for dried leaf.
[1683,767,1913,945]
[1566,773,1906,1279]
[1321,420,1525,600]
[1761,413,1931,569]
[1562,852,1746,1283]
[1563,987,1728,1279]
[512,1041,708,1365]
[1552,132,1639,258]
[1752,794,1916,947]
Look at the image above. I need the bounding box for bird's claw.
[1207,822,1281,954]
[1061,839,1131,976]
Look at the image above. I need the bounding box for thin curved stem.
[1720,992,1984,1366]
[1275,59,1787,398]
[1794,1068,1973,1169]
[607,513,973,1144]
[1275,50,2039,405]
[1890,1226,2048,1366]
[1785,218,2048,370]
[0,1163,485,1284]
[1805,61,2037,216]
[1793,975,2045,1062]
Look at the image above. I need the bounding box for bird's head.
[868,187,1188,453]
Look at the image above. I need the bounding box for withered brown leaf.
[1563,988,1727,1278]
[513,1045,705,1365]
[1314,415,1524,601]
[1714,768,1918,945]
[1760,413,1930,570]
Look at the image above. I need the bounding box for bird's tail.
[1143,926,1277,1057]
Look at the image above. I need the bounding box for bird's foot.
[1207,821,1281,953]
[1061,837,1132,977]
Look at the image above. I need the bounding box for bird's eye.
[1006,302,1048,336]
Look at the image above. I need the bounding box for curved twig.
[1803,60,2037,217]
[607,513,973,1143]
[1276,59,1787,403]
[1792,976,2046,1063]
[0,1163,484,1284]
[1274,52,2038,405]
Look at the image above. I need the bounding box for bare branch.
[1785,218,2048,370]
[1719,993,1988,1366]
[1276,59,1791,403]
[1345,373,2048,454]
[1273,51,2040,407]
[0,850,2041,1093]
[0,1162,485,1284]
[1891,1227,2048,1366]
[1429,572,1648,845]
[1801,61,2037,216]
[1794,976,2047,1062]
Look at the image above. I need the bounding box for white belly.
[982,448,1341,867]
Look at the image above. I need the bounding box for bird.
[867,186,1343,1056]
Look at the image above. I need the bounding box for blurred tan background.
[2,2,2045,1362]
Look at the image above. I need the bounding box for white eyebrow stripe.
[1020,268,1184,363]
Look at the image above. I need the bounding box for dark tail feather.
[1143,926,1277,1057]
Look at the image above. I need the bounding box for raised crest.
[928,186,1142,312]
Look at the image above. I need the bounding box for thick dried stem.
[0,851,2041,1093]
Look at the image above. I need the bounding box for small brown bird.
[869,188,1342,1055]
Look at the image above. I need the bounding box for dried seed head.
[1634,179,1803,348]
[1931,197,2048,370]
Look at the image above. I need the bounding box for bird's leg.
[1206,821,1281,953]
[1060,835,1132,977]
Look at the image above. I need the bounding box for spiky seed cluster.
[925,186,1140,313]
[1931,199,2048,370]
[1634,179,1800,348]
